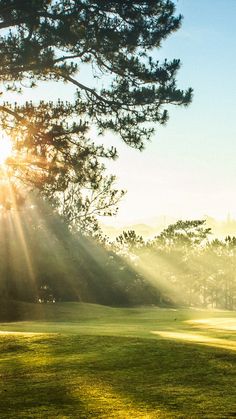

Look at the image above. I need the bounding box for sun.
[0,134,13,165]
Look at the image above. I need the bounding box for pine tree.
[0,0,192,226]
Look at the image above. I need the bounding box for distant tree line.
[0,203,235,311]
[114,220,236,310]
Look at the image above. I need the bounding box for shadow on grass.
[1,333,235,418]
[0,334,89,418]
[61,335,235,418]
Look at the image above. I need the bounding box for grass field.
[0,303,235,418]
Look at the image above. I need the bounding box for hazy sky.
[4,1,236,226]
[103,0,236,225]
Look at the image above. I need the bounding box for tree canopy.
[0,0,192,229]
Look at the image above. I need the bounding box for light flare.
[0,134,12,165]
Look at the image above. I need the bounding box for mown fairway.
[0,303,235,418]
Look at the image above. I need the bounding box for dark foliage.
[0,0,192,202]
[0,199,162,306]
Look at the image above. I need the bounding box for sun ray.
[6,182,37,293]
[0,134,12,165]
[23,194,81,302]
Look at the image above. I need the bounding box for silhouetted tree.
[0,0,192,220]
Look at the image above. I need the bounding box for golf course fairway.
[0,303,235,418]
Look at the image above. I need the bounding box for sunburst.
[0,134,13,165]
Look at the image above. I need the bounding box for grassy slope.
[0,303,235,418]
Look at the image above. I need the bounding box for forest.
[1,200,235,313]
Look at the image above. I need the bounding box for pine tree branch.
[57,71,112,106]
[0,105,25,122]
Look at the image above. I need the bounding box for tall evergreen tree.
[0,0,192,227]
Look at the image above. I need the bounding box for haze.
[103,0,236,226]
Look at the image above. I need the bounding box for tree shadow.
[0,332,235,417]
[22,334,236,417]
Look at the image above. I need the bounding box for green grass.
[0,303,235,418]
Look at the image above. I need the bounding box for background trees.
[113,221,236,309]
[0,209,235,309]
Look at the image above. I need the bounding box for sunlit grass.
[152,331,236,351]
[0,304,235,418]
[188,317,236,331]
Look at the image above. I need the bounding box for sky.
[3,0,236,227]
[101,0,236,225]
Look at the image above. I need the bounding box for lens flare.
[0,134,12,165]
